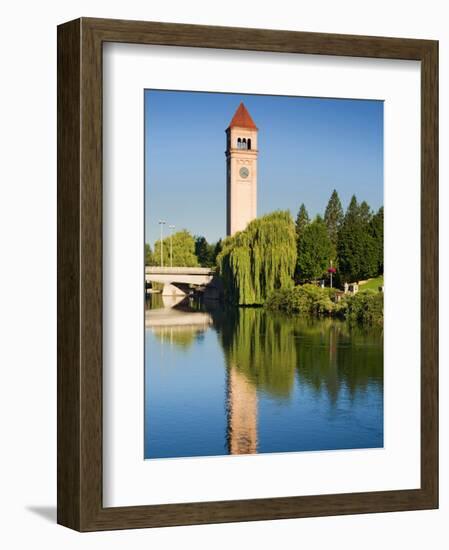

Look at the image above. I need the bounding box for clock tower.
[226,103,258,236]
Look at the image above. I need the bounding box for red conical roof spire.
[228,102,257,130]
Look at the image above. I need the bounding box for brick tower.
[225,103,258,236]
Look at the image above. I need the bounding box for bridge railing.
[145,266,216,275]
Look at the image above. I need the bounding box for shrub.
[265,284,335,316]
[265,285,383,327]
[344,290,383,327]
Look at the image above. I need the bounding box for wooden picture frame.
[57,17,438,531]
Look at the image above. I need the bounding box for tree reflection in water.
[214,308,382,454]
[145,294,383,457]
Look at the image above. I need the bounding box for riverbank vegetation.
[359,275,384,292]
[265,285,383,327]
[215,190,384,325]
[344,290,383,326]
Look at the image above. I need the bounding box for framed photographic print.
[57,17,438,531]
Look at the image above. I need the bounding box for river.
[144,294,383,459]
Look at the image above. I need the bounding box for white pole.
[169,225,175,268]
[159,220,165,267]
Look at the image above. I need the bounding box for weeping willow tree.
[217,211,297,305]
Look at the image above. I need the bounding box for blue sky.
[145,90,383,246]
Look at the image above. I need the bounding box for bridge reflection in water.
[146,296,258,455]
[145,295,383,459]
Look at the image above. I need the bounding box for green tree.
[359,200,372,224]
[345,195,360,224]
[295,203,310,238]
[296,215,333,281]
[194,236,215,267]
[324,189,344,247]
[370,206,384,274]
[337,196,378,282]
[154,229,199,267]
[194,236,223,267]
[218,211,297,305]
[213,239,223,266]
[145,243,154,266]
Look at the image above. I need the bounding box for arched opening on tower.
[247,138,251,150]
[237,138,242,149]
[242,138,247,149]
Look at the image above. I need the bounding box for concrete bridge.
[145,266,220,297]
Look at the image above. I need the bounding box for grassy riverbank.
[265,284,383,327]
[359,276,384,292]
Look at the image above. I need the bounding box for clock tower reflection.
[226,365,258,455]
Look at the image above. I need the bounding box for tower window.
[237,138,242,149]
[247,138,251,150]
[242,138,247,149]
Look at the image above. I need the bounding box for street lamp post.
[158,220,166,267]
[168,224,175,267]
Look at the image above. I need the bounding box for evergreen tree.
[295,203,310,238]
[370,206,384,274]
[359,200,373,224]
[296,216,333,281]
[324,190,344,246]
[345,195,360,224]
[194,236,214,267]
[154,229,199,267]
[337,196,378,282]
[213,239,223,265]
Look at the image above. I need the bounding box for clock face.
[239,167,249,179]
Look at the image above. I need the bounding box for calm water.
[144,295,383,459]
